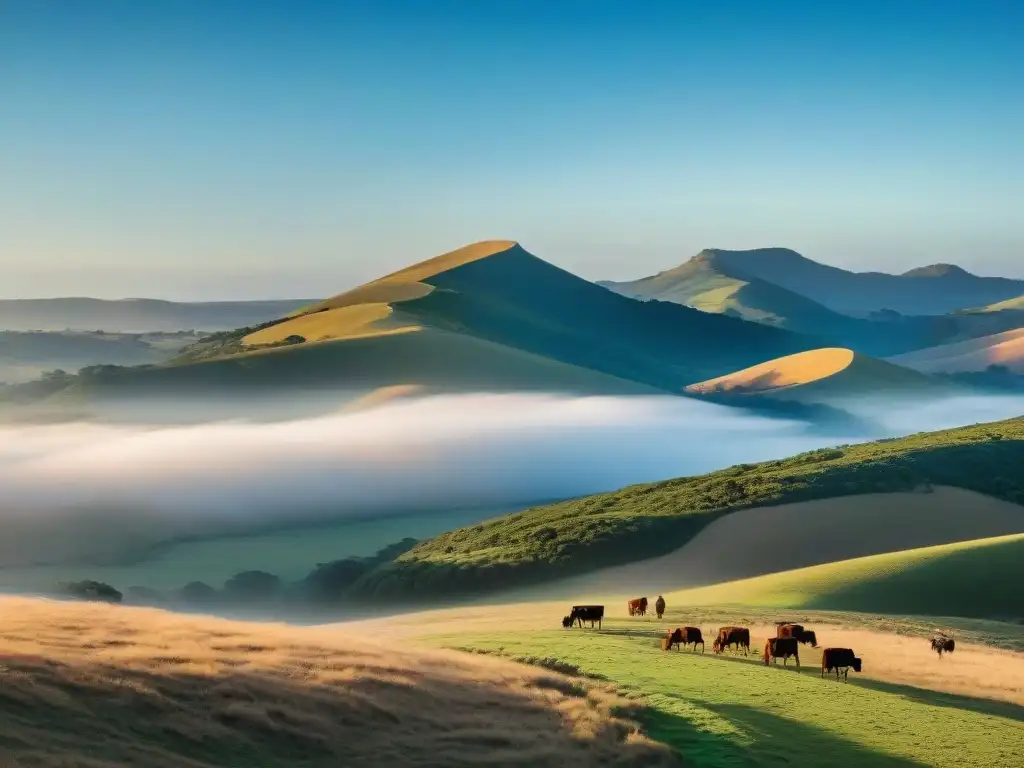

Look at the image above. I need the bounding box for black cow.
[930,635,955,658]
[764,637,800,667]
[664,626,704,652]
[563,605,604,629]
[777,623,818,647]
[713,626,750,655]
[655,596,666,619]
[821,648,862,681]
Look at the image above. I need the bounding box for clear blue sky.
[2,0,1022,300]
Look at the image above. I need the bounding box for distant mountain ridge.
[600,248,1024,356]
[687,248,1024,316]
[0,297,317,333]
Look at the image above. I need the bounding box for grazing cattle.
[655,595,666,619]
[564,605,604,629]
[712,627,750,655]
[627,597,649,617]
[931,635,955,657]
[763,637,800,667]
[777,623,818,647]
[821,648,862,681]
[664,627,704,653]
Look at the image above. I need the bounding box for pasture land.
[344,599,1024,765]
[441,626,1024,767]
[658,532,1024,621]
[0,597,674,767]
[352,417,1024,602]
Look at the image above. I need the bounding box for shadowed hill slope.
[349,417,1024,603]
[685,248,1024,317]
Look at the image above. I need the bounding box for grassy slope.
[665,532,1024,620]
[448,627,1023,767]
[351,417,1024,602]
[0,597,675,767]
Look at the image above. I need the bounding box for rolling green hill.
[9,241,831,414]
[0,297,315,333]
[665,532,1024,620]
[349,417,1024,603]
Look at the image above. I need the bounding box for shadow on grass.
[708,651,1024,723]
[851,675,1024,722]
[642,702,929,767]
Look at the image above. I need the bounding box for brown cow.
[821,648,862,681]
[930,635,955,658]
[627,597,648,617]
[777,623,818,647]
[712,626,750,655]
[655,595,666,619]
[664,626,704,652]
[764,637,800,667]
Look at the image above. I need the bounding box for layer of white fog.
[0,392,1022,574]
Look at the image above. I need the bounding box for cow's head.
[852,657,862,673]
[803,630,817,647]
[562,615,574,628]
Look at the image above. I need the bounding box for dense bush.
[57,580,123,604]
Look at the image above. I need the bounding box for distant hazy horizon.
[2,1,1021,301]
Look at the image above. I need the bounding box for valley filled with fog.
[2,390,1022,592]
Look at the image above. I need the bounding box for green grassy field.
[351,417,1024,602]
[442,628,1024,767]
[663,533,1024,620]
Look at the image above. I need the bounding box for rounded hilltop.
[684,346,942,401]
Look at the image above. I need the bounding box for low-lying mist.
[1,391,1022,571]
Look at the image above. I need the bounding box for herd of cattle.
[561,598,957,682]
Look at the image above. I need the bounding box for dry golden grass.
[0,596,678,767]
[242,303,420,346]
[685,347,856,394]
[302,240,518,317]
[889,327,1024,374]
[546,486,1024,595]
